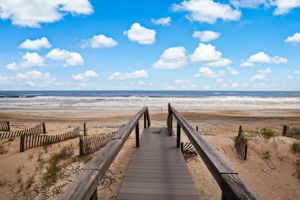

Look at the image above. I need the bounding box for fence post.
[136,122,139,148]
[221,193,228,200]
[42,122,46,134]
[282,125,287,136]
[79,137,84,156]
[177,122,181,148]
[144,113,147,128]
[168,103,173,136]
[84,122,87,136]
[244,144,248,160]
[7,121,10,132]
[20,135,25,152]
[180,142,184,151]
[238,125,243,138]
[196,126,198,132]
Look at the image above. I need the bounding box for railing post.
[177,122,181,148]
[238,125,243,138]
[90,189,98,200]
[196,126,198,132]
[84,122,87,136]
[282,125,287,136]
[42,122,46,134]
[168,103,173,136]
[136,122,139,148]
[144,113,147,128]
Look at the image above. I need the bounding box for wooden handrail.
[60,106,150,200]
[168,104,259,200]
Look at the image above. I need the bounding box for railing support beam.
[177,122,181,148]
[136,121,139,148]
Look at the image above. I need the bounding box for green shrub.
[262,151,271,160]
[260,128,276,139]
[291,143,300,154]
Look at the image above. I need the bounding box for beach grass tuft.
[291,143,300,154]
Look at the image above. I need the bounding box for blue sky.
[0,0,299,91]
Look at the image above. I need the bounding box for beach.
[0,106,299,200]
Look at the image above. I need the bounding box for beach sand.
[0,108,299,200]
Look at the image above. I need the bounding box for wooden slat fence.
[282,125,300,139]
[0,123,45,139]
[79,132,117,156]
[20,127,80,152]
[0,121,10,132]
[235,126,248,160]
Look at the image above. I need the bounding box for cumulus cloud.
[6,62,18,70]
[21,52,46,67]
[109,70,148,80]
[174,79,196,89]
[123,23,156,44]
[230,0,268,8]
[46,48,84,66]
[0,0,93,27]
[72,70,98,81]
[194,67,225,78]
[190,43,231,67]
[193,30,220,42]
[241,51,287,67]
[82,34,117,48]
[227,67,240,75]
[151,17,171,26]
[273,0,300,15]
[172,0,241,24]
[285,33,300,44]
[19,37,51,50]
[250,68,272,81]
[0,75,11,81]
[153,47,187,69]
[15,70,50,81]
[294,70,300,74]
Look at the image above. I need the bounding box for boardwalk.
[117,127,199,200]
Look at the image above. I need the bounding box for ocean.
[0,90,299,110]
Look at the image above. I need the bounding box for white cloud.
[217,78,224,82]
[190,43,231,67]
[172,0,241,24]
[72,70,98,81]
[0,75,11,81]
[123,23,156,45]
[205,58,232,67]
[241,51,287,66]
[194,67,225,78]
[46,48,84,66]
[151,17,171,26]
[285,33,300,44]
[82,34,117,48]
[232,83,240,88]
[6,62,18,70]
[15,70,50,81]
[193,30,220,42]
[109,70,148,80]
[273,0,300,15]
[227,67,240,75]
[153,47,187,69]
[174,79,191,84]
[294,70,300,74]
[21,52,45,67]
[230,0,268,8]
[0,0,93,27]
[19,37,51,50]
[250,68,272,81]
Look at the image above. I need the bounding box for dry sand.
[0,108,299,200]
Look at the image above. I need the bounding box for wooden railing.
[168,104,259,200]
[60,106,150,200]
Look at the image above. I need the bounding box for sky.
[0,0,300,91]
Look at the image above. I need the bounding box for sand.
[0,108,299,200]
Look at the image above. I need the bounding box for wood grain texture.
[117,127,198,200]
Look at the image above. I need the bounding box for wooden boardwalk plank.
[117,127,199,200]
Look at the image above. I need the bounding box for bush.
[291,143,300,154]
[260,128,276,139]
[262,151,271,160]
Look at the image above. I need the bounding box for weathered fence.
[0,123,46,139]
[79,132,117,156]
[60,106,150,200]
[168,104,258,200]
[235,126,248,160]
[282,125,300,139]
[0,121,10,132]
[20,127,79,152]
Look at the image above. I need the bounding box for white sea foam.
[0,96,299,110]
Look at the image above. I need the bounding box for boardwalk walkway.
[117,127,199,200]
